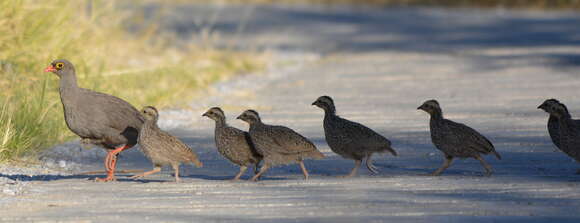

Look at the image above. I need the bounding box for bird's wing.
[78,88,144,132]
[444,119,495,154]
[158,130,197,158]
[336,117,391,147]
[265,125,317,154]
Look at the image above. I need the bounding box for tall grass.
[0,0,262,161]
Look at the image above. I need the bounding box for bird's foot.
[94,175,116,182]
[367,164,379,174]
[419,172,440,177]
[129,174,145,180]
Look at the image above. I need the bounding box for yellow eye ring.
[55,63,64,69]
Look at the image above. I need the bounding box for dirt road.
[2,4,580,222]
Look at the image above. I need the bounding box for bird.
[131,106,202,182]
[202,107,262,180]
[538,100,580,172]
[538,99,580,150]
[417,99,501,176]
[237,110,324,181]
[312,96,397,177]
[44,59,143,182]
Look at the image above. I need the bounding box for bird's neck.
[59,72,79,92]
[143,119,159,130]
[430,111,444,122]
[249,120,264,130]
[558,115,573,129]
[214,118,226,127]
[324,107,336,116]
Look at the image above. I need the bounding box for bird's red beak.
[44,65,56,73]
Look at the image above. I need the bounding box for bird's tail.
[492,150,502,160]
[381,146,398,157]
[188,154,203,167]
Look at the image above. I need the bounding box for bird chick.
[203,107,262,180]
[237,110,324,181]
[131,106,203,182]
[312,95,397,177]
[418,99,501,176]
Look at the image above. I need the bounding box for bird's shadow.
[0,173,94,182]
[183,174,289,181]
[0,173,168,183]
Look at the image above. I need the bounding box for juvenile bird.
[538,100,580,172]
[131,106,203,182]
[418,100,501,176]
[312,96,397,177]
[538,99,580,150]
[44,59,143,182]
[237,110,324,181]
[203,107,262,180]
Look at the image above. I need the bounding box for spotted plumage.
[131,106,203,182]
[203,107,262,180]
[538,99,580,151]
[237,110,324,181]
[538,100,580,170]
[418,100,501,176]
[312,96,397,177]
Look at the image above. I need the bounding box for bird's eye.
[55,63,64,69]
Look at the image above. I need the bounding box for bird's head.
[44,59,75,78]
[236,109,261,124]
[202,107,225,121]
[141,106,159,121]
[417,99,442,115]
[312,95,335,112]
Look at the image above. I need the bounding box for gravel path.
[2,4,580,222]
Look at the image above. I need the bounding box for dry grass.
[0,0,263,161]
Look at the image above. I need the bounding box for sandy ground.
[2,4,580,222]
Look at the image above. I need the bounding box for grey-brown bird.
[131,106,203,182]
[538,100,580,172]
[44,59,143,182]
[312,96,397,177]
[538,99,580,151]
[202,107,262,180]
[418,100,501,176]
[237,110,324,181]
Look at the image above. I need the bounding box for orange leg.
[130,167,162,180]
[95,145,131,182]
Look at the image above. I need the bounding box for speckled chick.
[237,110,324,181]
[131,106,203,182]
[312,96,397,177]
[418,100,501,176]
[203,107,262,180]
[539,100,580,171]
[538,99,580,151]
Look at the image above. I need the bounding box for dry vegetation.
[0,0,263,161]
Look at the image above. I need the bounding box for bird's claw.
[129,174,144,180]
[94,176,116,182]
